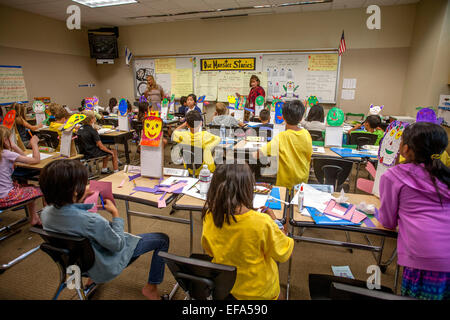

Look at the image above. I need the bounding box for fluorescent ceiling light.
[72,0,138,8]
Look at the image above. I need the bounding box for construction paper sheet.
[118,177,127,188]
[159,182,187,193]
[265,187,281,210]
[307,207,358,225]
[362,217,376,228]
[128,173,141,181]
[84,190,100,213]
[132,186,165,195]
[253,194,269,209]
[89,180,115,205]
[332,266,355,279]
[27,153,54,160]
[161,176,198,193]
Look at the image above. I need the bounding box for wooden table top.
[99,129,134,137]
[292,192,391,231]
[174,186,288,220]
[15,150,83,170]
[99,171,176,206]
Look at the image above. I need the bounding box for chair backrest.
[349,132,378,149]
[158,251,236,300]
[206,124,239,138]
[179,144,204,178]
[308,129,324,142]
[313,157,353,191]
[39,129,60,149]
[244,125,273,141]
[30,227,95,274]
[309,274,414,300]
[131,120,143,141]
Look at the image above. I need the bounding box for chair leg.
[52,282,66,300]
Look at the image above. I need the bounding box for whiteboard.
[0,65,29,105]
[133,51,339,104]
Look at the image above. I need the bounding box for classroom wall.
[0,5,99,108]
[401,0,450,116]
[96,4,417,116]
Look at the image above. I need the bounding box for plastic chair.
[178,144,204,178]
[308,130,324,142]
[30,226,98,300]
[356,161,376,194]
[313,157,353,192]
[245,125,273,141]
[73,134,107,179]
[158,251,236,300]
[349,132,378,150]
[309,274,414,300]
[206,124,239,139]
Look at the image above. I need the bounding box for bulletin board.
[0,65,29,106]
[133,50,340,103]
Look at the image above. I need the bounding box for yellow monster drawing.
[141,112,163,147]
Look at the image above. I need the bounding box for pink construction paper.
[357,178,374,194]
[159,182,187,193]
[351,210,367,224]
[323,200,350,220]
[89,180,115,205]
[158,199,166,208]
[118,178,127,188]
[84,190,100,213]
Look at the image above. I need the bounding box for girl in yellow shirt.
[201,164,294,300]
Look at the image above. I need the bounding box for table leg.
[354,161,361,192]
[125,200,131,233]
[189,211,193,255]
[123,135,130,164]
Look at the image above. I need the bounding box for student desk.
[15,151,83,170]
[98,171,192,248]
[286,192,398,299]
[172,186,290,253]
[99,130,134,164]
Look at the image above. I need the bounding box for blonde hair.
[146,75,158,91]
[13,103,26,124]
[53,105,70,121]
[0,125,12,161]
[215,102,227,115]
[82,110,95,125]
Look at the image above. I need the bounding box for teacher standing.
[236,75,265,119]
[144,75,165,111]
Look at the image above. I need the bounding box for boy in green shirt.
[348,114,384,145]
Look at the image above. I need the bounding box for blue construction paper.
[265,187,282,210]
[330,147,377,158]
[307,207,360,226]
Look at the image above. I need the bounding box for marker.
[261,207,268,213]
[28,130,33,138]
[99,194,105,209]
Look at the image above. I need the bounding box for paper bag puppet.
[274,101,284,125]
[369,104,383,116]
[169,94,175,113]
[160,98,169,120]
[227,95,236,110]
[233,96,246,122]
[255,95,265,117]
[61,113,86,157]
[3,110,16,129]
[197,95,206,113]
[372,120,409,196]
[141,112,163,147]
[326,107,344,127]
[118,98,130,131]
[416,107,443,124]
[32,100,47,125]
[84,97,95,111]
[270,97,282,124]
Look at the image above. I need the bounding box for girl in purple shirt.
[378,122,450,300]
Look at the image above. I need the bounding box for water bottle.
[199,165,211,196]
[220,124,226,143]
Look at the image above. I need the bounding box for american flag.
[338,31,346,56]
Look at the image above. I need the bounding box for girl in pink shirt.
[378,122,450,300]
[0,125,42,225]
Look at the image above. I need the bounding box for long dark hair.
[402,122,450,204]
[137,101,149,122]
[202,164,255,228]
[306,104,324,122]
[108,97,117,113]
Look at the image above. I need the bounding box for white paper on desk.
[163,176,199,193]
[184,186,206,201]
[253,194,269,209]
[98,128,115,134]
[27,152,54,160]
[312,146,325,153]
[243,142,266,149]
[291,184,334,212]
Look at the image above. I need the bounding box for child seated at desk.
[211,102,244,127]
[77,111,119,174]
[185,94,202,115]
[107,97,118,115]
[48,105,70,151]
[14,103,43,148]
[0,126,42,226]
[301,104,325,131]
[253,100,312,190]
[172,110,220,176]
[348,115,384,145]
[39,159,170,300]
[378,122,450,300]
[201,163,293,300]
[177,96,188,115]
[259,109,271,126]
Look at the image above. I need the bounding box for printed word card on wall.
[0,65,28,105]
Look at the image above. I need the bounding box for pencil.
[28,130,33,138]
